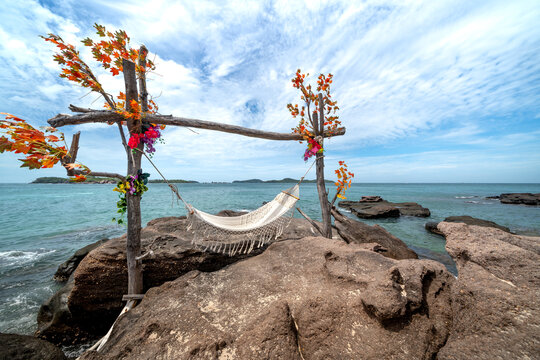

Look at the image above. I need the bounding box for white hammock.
[186,185,300,256]
[139,150,313,256]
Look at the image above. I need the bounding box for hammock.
[186,185,299,255]
[141,151,313,256]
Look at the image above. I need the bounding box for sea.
[1,182,539,339]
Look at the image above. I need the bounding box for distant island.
[233,178,334,184]
[32,176,116,184]
[31,177,198,184]
[32,176,331,184]
[148,179,199,184]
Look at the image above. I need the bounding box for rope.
[137,149,317,204]
[298,158,317,185]
[135,149,189,208]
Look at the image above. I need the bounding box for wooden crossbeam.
[48,107,346,141]
[122,294,144,301]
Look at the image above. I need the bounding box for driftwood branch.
[138,45,149,113]
[296,207,324,236]
[48,111,346,141]
[69,170,125,181]
[61,131,80,175]
[60,130,125,181]
[330,190,340,208]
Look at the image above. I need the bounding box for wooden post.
[315,93,332,238]
[123,59,143,296]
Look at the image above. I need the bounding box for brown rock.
[80,237,454,360]
[37,215,329,345]
[425,216,511,236]
[499,192,540,205]
[0,333,67,360]
[358,195,382,202]
[339,197,430,218]
[424,221,443,236]
[332,208,418,260]
[437,222,540,359]
[53,238,109,282]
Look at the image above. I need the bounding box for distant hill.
[232,179,264,183]
[32,177,198,184]
[32,176,116,184]
[233,178,333,184]
[148,179,199,184]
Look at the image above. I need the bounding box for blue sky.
[1,0,539,183]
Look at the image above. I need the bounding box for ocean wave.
[465,201,480,204]
[455,196,477,199]
[0,249,56,267]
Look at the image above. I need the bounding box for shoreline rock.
[0,333,67,360]
[332,208,418,260]
[499,193,540,205]
[425,216,511,236]
[76,221,540,360]
[36,214,338,345]
[339,196,430,219]
[80,237,454,360]
[437,222,540,359]
[54,239,109,282]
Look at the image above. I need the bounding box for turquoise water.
[1,182,539,336]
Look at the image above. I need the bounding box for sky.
[1,0,539,183]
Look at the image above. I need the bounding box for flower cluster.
[127,122,162,155]
[303,138,323,161]
[334,161,354,199]
[112,171,149,224]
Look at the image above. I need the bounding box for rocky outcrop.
[339,197,430,219]
[54,238,109,282]
[0,333,67,360]
[499,192,540,205]
[36,215,333,345]
[80,237,454,360]
[425,216,511,236]
[437,222,540,359]
[332,208,418,260]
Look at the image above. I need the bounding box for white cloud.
[1,0,539,183]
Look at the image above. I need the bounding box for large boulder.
[339,197,430,219]
[80,237,454,360]
[425,216,511,236]
[436,222,540,359]
[0,333,67,360]
[332,208,418,260]
[54,238,109,282]
[36,215,330,345]
[499,193,540,205]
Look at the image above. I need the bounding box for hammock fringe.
[186,185,299,256]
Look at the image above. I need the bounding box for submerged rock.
[437,222,540,359]
[339,197,430,219]
[425,216,511,236]
[332,208,418,260]
[80,237,454,360]
[499,193,540,205]
[0,333,67,360]
[36,215,332,345]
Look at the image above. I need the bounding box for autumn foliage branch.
[40,23,164,181]
[287,70,353,198]
[0,113,88,181]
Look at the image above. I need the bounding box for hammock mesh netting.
[186,185,299,256]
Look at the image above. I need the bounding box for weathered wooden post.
[314,92,332,238]
[123,57,143,296]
